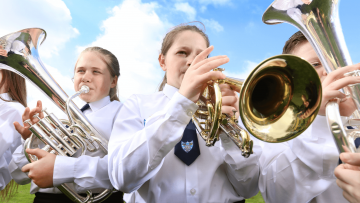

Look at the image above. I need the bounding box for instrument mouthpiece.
[80,85,90,94]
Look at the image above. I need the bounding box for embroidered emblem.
[181,141,193,153]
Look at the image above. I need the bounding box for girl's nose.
[82,71,92,82]
[322,70,327,76]
[187,55,196,67]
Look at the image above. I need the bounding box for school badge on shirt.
[181,141,193,153]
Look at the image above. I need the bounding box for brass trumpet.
[193,55,322,157]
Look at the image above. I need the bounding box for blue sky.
[1,0,359,112]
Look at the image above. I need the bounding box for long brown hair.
[77,46,120,101]
[158,23,210,91]
[0,69,27,107]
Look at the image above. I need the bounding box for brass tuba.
[0,28,113,202]
[193,54,322,157]
[262,0,360,153]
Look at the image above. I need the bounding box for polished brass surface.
[262,0,359,153]
[193,54,322,157]
[0,28,113,203]
[241,55,321,143]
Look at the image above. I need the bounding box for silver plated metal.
[0,28,113,202]
[263,0,359,153]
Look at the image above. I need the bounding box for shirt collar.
[0,93,12,103]
[163,84,179,99]
[88,96,111,113]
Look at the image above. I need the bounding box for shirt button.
[190,188,196,195]
[187,110,193,116]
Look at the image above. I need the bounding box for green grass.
[7,184,264,203]
[6,184,34,203]
[247,192,265,203]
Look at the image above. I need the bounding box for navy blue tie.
[174,120,200,166]
[80,103,90,112]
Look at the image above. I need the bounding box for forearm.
[53,155,112,190]
[8,143,31,185]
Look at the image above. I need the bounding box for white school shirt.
[0,93,23,190]
[8,96,122,193]
[259,115,347,203]
[108,84,261,203]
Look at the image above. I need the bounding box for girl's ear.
[158,54,166,71]
[110,75,118,88]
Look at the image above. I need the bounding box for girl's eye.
[177,51,187,56]
[77,70,85,73]
[311,62,322,68]
[94,70,101,74]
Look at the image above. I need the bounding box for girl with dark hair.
[9,47,124,203]
[0,68,27,201]
[108,23,261,203]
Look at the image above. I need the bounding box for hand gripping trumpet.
[193,55,322,157]
[262,0,360,154]
[0,28,112,202]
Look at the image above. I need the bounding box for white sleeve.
[108,92,198,193]
[0,155,11,190]
[258,116,339,203]
[0,104,23,188]
[8,143,32,185]
[219,130,261,199]
[0,104,23,159]
[53,155,112,190]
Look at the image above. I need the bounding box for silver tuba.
[0,28,113,202]
[262,0,360,153]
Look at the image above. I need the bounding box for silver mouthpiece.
[80,85,90,94]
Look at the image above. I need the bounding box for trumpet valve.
[232,110,238,123]
[33,113,42,122]
[24,119,33,127]
[42,145,51,152]
[214,67,225,72]
[42,108,49,116]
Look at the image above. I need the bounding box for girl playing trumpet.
[108,23,261,203]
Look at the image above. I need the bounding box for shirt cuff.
[165,91,198,124]
[53,156,76,187]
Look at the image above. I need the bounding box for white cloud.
[224,60,258,79]
[26,63,75,118]
[200,5,207,13]
[199,0,232,6]
[175,2,197,21]
[201,18,224,32]
[0,0,79,58]
[198,0,233,11]
[77,0,171,99]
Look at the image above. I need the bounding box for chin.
[79,95,92,103]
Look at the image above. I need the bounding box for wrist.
[178,89,197,103]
